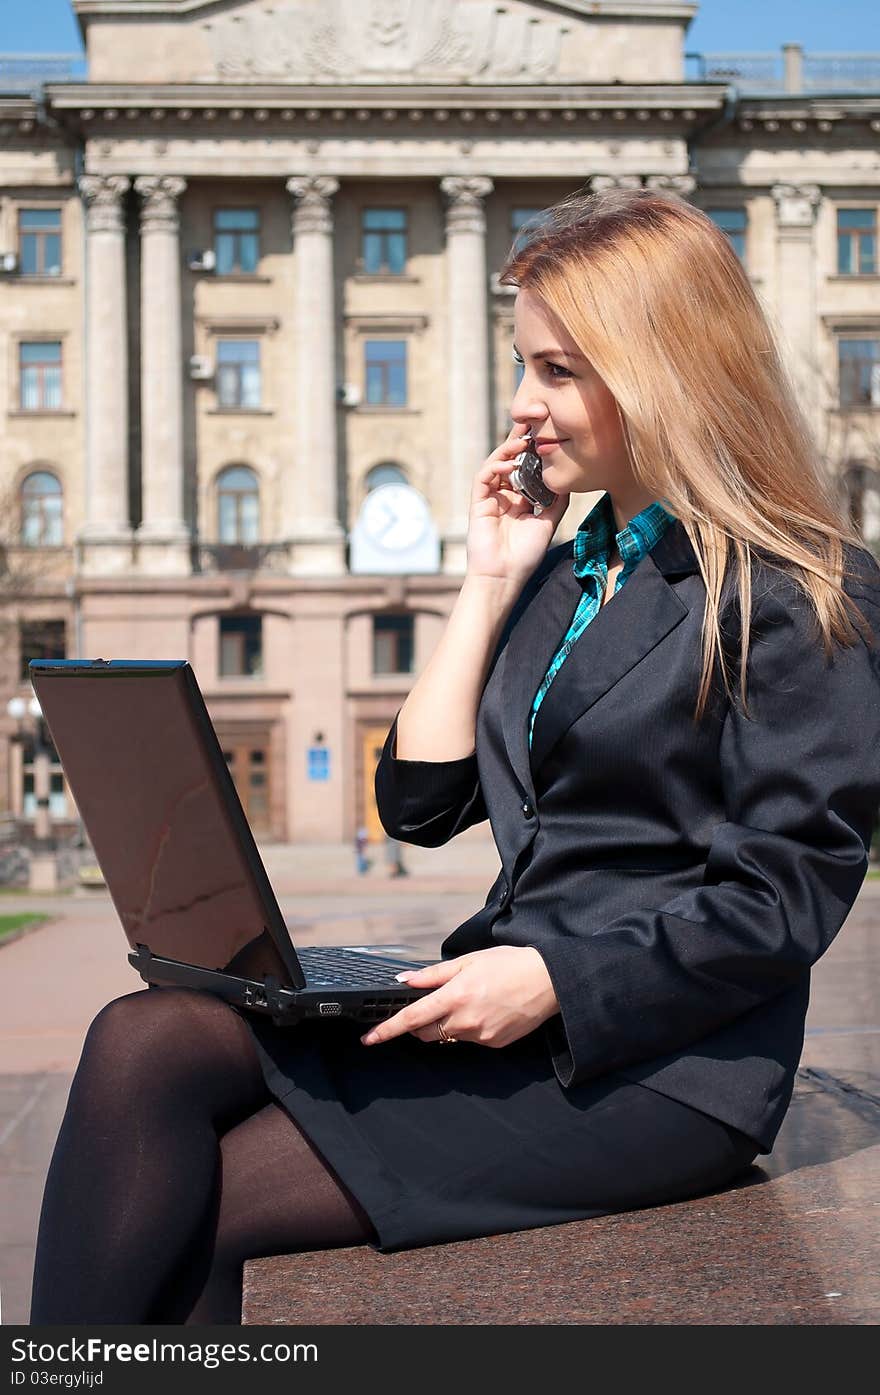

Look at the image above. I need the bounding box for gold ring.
[436,1020,458,1044]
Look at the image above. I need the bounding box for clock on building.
[359,483,432,551]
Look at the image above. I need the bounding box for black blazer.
[374,520,880,1150]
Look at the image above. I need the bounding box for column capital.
[78,174,131,233]
[644,173,696,198]
[771,183,822,229]
[589,174,643,193]
[440,176,494,234]
[287,175,340,235]
[134,175,188,233]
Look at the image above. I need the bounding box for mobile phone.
[510,434,558,513]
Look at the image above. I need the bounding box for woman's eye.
[512,351,571,380]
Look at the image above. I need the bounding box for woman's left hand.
[360,945,560,1050]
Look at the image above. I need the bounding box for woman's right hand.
[465,424,571,586]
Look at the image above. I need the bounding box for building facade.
[1,0,879,844]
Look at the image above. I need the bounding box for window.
[216,340,261,408]
[217,465,260,543]
[510,207,552,254]
[19,341,62,410]
[21,734,67,819]
[365,462,407,491]
[364,340,407,406]
[707,208,747,261]
[19,619,65,682]
[361,208,408,274]
[21,471,63,545]
[838,338,880,408]
[373,614,414,675]
[219,613,263,678]
[213,208,260,274]
[18,208,62,276]
[837,209,876,275]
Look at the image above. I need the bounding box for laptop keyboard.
[297,946,421,988]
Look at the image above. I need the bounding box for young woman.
[29,188,880,1325]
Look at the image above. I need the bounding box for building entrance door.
[363,725,391,843]
[222,740,271,836]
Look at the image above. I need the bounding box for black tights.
[29,987,377,1326]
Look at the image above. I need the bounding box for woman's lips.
[535,440,567,454]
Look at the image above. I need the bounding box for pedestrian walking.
[384,834,407,878]
[354,825,370,876]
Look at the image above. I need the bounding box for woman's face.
[510,288,656,527]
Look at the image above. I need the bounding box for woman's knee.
[86,986,213,1049]
[80,986,255,1096]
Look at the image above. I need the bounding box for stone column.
[439,176,494,575]
[771,183,822,438]
[284,175,346,576]
[134,175,191,574]
[77,174,133,576]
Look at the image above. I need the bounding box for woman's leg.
[29,986,375,1325]
[153,1102,376,1325]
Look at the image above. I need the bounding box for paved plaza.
[1,838,878,1325]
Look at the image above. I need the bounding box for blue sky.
[1,1,877,55]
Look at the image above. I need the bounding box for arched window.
[217,465,260,543]
[365,462,407,492]
[21,470,62,546]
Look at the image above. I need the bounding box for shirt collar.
[572,492,677,577]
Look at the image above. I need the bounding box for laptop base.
[128,944,427,1027]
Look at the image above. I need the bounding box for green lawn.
[0,912,49,945]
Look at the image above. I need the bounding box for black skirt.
[232,1007,760,1254]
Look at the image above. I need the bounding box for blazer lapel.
[498,517,701,794]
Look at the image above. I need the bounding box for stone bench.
[242,1074,879,1326]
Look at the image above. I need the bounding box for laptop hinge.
[129,945,293,1018]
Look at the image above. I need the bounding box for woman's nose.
[511,399,546,432]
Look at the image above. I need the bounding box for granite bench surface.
[242,1071,880,1326]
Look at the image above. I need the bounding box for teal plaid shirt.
[528,493,677,749]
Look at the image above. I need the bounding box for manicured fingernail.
[361,1032,376,1044]
[394,971,412,981]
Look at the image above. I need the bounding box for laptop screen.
[30,660,303,990]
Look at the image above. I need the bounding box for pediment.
[73,0,697,87]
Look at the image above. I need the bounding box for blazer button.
[521,800,535,818]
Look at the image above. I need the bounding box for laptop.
[29,658,434,1027]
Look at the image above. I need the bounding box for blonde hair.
[499,187,875,723]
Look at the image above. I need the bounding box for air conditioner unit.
[187,248,216,272]
[337,382,362,407]
[189,354,215,380]
[0,252,18,273]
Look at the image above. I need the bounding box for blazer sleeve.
[534,558,880,1089]
[374,543,572,848]
[373,709,488,848]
